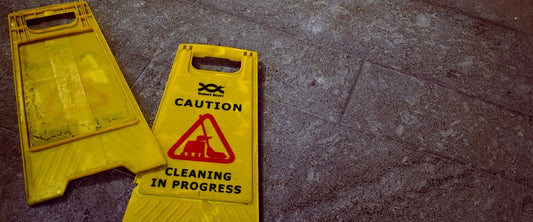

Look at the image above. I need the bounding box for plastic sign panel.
[8,1,166,205]
[124,44,259,221]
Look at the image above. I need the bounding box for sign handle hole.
[192,57,241,73]
[26,12,77,30]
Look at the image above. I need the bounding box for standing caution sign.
[123,44,259,221]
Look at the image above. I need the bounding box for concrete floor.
[1,0,532,221]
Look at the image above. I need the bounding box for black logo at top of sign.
[198,83,224,94]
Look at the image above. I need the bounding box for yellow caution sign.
[123,44,259,221]
[8,1,166,205]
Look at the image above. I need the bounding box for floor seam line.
[131,58,156,89]
[336,121,533,190]
[0,125,17,134]
[338,60,366,124]
[418,0,533,37]
[264,96,338,124]
[364,59,533,119]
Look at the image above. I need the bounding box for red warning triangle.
[167,113,235,164]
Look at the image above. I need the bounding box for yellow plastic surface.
[123,44,259,221]
[9,1,166,205]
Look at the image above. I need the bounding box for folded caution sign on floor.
[123,44,259,221]
[8,1,166,205]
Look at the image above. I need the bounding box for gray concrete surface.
[1,0,532,221]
